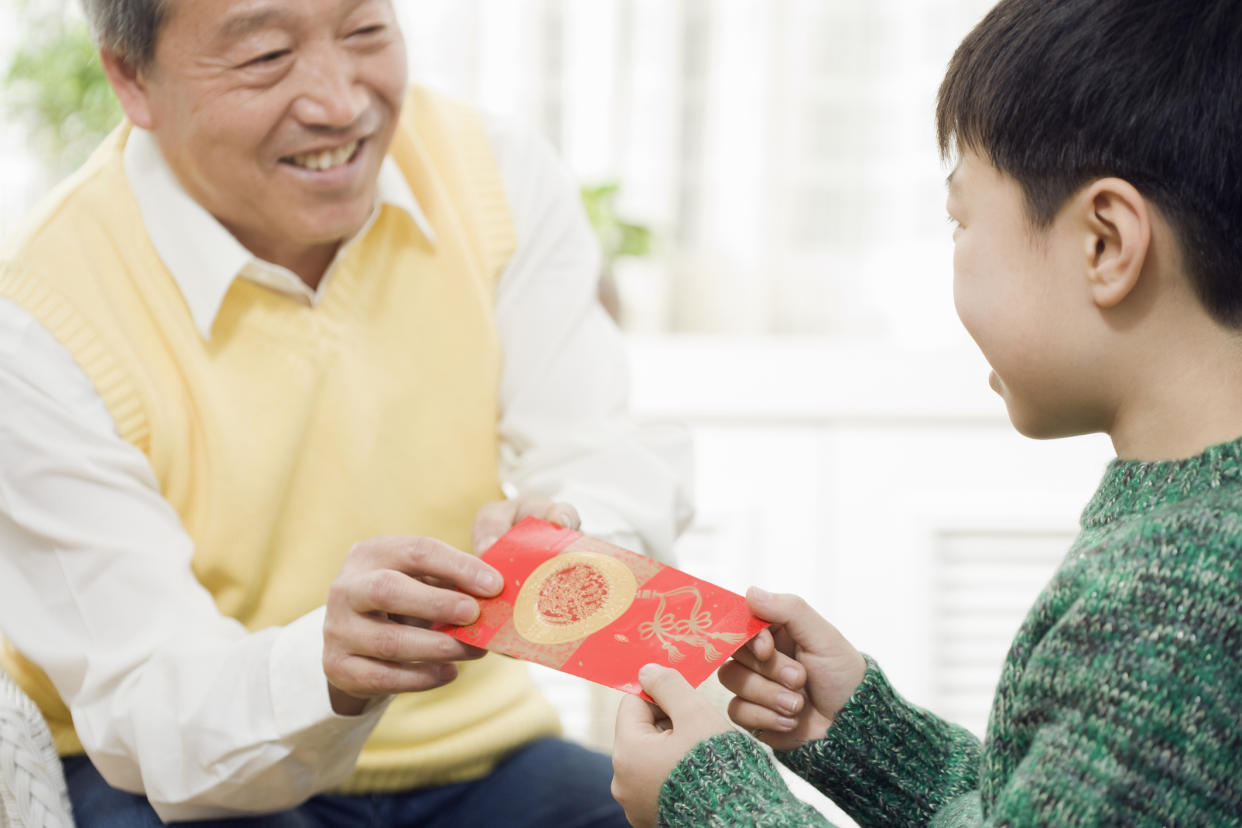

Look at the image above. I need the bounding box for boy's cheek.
[951,289,986,350]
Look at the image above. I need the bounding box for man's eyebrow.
[213,0,373,44]
[213,8,291,44]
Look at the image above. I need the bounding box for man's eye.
[351,25,387,37]
[245,50,290,67]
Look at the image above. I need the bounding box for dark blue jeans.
[63,738,627,827]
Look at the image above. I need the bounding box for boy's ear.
[1081,178,1151,309]
[99,49,156,130]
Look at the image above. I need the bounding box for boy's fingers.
[718,660,805,715]
[726,697,801,733]
[614,693,658,739]
[746,588,843,655]
[748,627,775,660]
[726,646,807,692]
[638,664,702,723]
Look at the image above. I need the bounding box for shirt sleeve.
[0,296,387,822]
[483,115,694,562]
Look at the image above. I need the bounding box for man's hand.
[611,664,733,828]
[718,587,867,751]
[322,536,504,715]
[471,495,581,554]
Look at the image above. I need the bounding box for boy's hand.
[471,495,581,554]
[718,587,867,751]
[611,664,733,828]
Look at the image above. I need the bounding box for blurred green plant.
[579,181,657,324]
[4,1,122,176]
[579,181,654,264]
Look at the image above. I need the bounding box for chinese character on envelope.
[443,516,769,698]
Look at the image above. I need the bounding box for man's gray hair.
[79,0,170,68]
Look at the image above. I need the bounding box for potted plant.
[579,181,654,325]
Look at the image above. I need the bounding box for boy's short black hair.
[937,0,1242,327]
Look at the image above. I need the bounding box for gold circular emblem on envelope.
[513,551,638,645]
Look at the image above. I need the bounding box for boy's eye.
[946,214,963,240]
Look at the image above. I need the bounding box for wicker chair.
[0,666,73,827]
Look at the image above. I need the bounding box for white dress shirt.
[0,115,692,821]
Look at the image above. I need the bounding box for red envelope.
[443,516,769,698]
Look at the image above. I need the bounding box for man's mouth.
[282,139,363,171]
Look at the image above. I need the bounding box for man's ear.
[99,48,155,130]
[1081,178,1151,309]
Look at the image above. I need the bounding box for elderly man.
[0,0,690,825]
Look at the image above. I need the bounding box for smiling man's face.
[113,0,407,274]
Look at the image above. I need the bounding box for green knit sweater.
[658,438,1242,826]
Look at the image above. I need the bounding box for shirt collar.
[122,126,435,340]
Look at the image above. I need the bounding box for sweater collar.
[122,126,436,340]
[1081,435,1242,528]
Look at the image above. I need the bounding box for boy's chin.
[1004,403,1096,442]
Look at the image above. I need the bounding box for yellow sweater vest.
[0,86,560,792]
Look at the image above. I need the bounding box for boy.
[610,0,1242,824]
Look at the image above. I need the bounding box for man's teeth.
[287,140,360,171]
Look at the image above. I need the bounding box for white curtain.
[397,0,997,341]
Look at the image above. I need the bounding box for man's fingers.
[746,587,844,656]
[344,569,484,625]
[327,654,459,698]
[472,497,582,555]
[535,501,580,530]
[354,536,503,597]
[472,500,519,554]
[331,614,488,664]
[507,494,581,529]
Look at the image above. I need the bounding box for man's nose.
[291,46,369,129]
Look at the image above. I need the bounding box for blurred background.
[1,1,1115,821]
